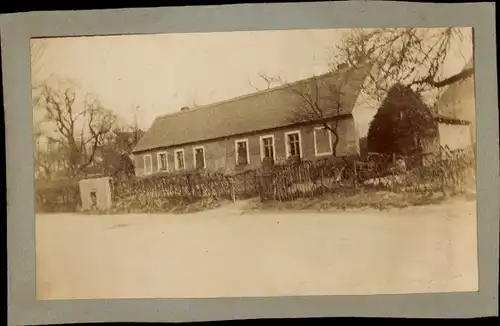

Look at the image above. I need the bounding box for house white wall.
[335,118,360,156]
[351,66,383,139]
[79,177,113,210]
[438,123,473,151]
[435,74,476,144]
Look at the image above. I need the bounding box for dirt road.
[36,199,478,300]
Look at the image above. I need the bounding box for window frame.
[192,145,207,169]
[313,126,333,157]
[284,130,303,159]
[157,151,169,172]
[234,138,250,166]
[259,134,276,162]
[174,149,185,171]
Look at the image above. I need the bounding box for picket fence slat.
[112,170,259,204]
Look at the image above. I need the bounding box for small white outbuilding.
[79,176,113,211]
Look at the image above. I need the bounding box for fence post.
[243,174,247,197]
[353,161,358,189]
[440,167,446,196]
[252,171,257,196]
[186,174,193,201]
[258,175,264,202]
[320,168,324,190]
[229,176,236,203]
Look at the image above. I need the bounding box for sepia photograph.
[32,27,478,301]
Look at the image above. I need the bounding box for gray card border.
[2,2,499,325]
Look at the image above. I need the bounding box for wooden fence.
[34,146,475,212]
[257,146,476,202]
[257,156,358,201]
[112,169,259,205]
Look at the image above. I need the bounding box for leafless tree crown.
[334,28,472,100]
[34,81,117,178]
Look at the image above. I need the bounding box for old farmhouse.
[416,58,476,158]
[433,58,476,151]
[132,63,376,176]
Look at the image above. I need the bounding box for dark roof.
[133,63,373,153]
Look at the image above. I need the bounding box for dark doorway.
[90,191,97,209]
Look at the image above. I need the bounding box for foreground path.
[36,199,478,300]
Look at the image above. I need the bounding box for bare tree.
[288,68,354,157]
[34,125,54,179]
[248,73,286,92]
[34,81,117,179]
[88,104,147,178]
[335,27,473,101]
[34,136,67,180]
[106,107,145,156]
[246,28,471,161]
[249,64,357,158]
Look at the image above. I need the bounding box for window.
[143,154,153,175]
[193,146,206,169]
[235,139,250,166]
[314,126,333,156]
[174,149,185,170]
[259,135,275,162]
[157,151,168,172]
[285,131,302,158]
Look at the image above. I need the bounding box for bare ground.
[36,198,478,300]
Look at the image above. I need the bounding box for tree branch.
[411,67,474,88]
[335,27,472,98]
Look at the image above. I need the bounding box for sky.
[31,28,473,132]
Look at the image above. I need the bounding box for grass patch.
[82,196,232,215]
[243,188,467,213]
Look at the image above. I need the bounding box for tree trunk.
[331,133,340,157]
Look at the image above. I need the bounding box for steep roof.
[133,63,373,153]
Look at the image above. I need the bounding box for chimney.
[180,106,190,112]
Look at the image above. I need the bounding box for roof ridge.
[154,69,343,121]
